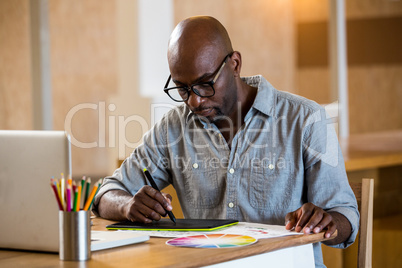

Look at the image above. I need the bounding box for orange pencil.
[83,179,100,211]
[67,174,72,187]
[88,179,102,210]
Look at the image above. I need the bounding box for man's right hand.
[123,185,173,223]
[97,187,173,223]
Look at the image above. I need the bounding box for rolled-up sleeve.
[303,107,360,249]
[92,116,171,216]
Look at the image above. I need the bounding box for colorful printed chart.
[166,234,257,248]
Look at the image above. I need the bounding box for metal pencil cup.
[59,210,91,261]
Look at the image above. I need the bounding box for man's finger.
[285,211,298,230]
[162,193,173,204]
[312,213,333,234]
[324,222,337,238]
[130,186,170,222]
[295,204,314,232]
[303,208,324,234]
[127,202,153,223]
[144,186,172,211]
[143,196,168,216]
[162,192,173,209]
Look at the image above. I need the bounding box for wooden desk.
[0,217,334,268]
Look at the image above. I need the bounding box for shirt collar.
[242,75,276,118]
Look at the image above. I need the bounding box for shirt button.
[193,163,199,169]
[228,202,234,208]
[229,168,235,174]
[268,164,274,170]
[219,134,222,139]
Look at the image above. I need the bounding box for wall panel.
[0,0,32,130]
[349,66,402,133]
[295,0,402,134]
[111,0,152,162]
[296,68,331,104]
[48,0,118,176]
[346,0,402,19]
[173,0,295,93]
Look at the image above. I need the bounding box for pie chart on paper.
[166,234,257,248]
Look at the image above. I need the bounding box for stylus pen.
[143,168,176,223]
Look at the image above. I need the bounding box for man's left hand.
[285,202,336,238]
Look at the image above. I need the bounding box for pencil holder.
[59,210,91,261]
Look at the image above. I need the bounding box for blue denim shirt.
[94,75,359,267]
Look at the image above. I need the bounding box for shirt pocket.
[249,166,292,210]
[183,164,220,209]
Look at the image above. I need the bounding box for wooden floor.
[322,213,402,267]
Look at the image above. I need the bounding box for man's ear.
[230,51,242,77]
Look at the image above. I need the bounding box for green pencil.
[72,187,79,211]
[84,177,91,206]
[80,176,86,191]
[80,176,85,209]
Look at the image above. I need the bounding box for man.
[93,16,359,266]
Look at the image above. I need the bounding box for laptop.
[0,130,148,253]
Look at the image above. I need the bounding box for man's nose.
[186,90,204,108]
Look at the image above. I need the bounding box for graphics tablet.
[106,219,238,231]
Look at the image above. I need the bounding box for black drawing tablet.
[106,219,238,231]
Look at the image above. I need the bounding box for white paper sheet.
[116,222,301,239]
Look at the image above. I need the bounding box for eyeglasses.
[164,52,233,102]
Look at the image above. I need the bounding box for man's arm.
[285,203,352,245]
[294,106,358,246]
[98,187,173,223]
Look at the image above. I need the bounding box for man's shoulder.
[275,89,322,114]
[247,75,323,117]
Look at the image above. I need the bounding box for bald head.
[167,16,233,78]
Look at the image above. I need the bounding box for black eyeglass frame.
[163,52,234,102]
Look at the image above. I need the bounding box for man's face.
[169,49,237,123]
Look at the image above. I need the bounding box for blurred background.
[1,0,401,267]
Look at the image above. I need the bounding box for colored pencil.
[80,176,86,191]
[55,178,61,198]
[67,174,72,187]
[80,176,85,209]
[50,179,63,211]
[83,179,100,211]
[50,175,103,212]
[54,179,64,210]
[72,180,77,194]
[72,186,79,211]
[66,184,72,212]
[88,179,102,211]
[84,177,91,205]
[75,185,82,212]
[60,174,65,208]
